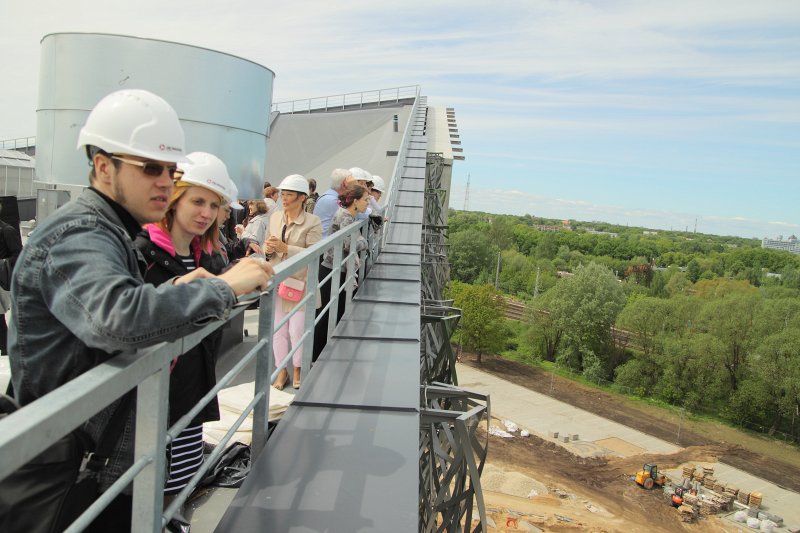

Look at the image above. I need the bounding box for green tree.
[547,263,626,379]
[523,290,563,362]
[686,258,701,283]
[450,282,507,364]
[449,229,497,284]
[697,291,762,392]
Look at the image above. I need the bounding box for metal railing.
[0,86,421,532]
[272,85,419,114]
[0,137,36,151]
[0,218,372,532]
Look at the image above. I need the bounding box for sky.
[1,1,798,239]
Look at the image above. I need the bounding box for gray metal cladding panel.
[408,149,427,159]
[375,251,421,266]
[367,263,420,281]
[397,190,424,206]
[214,407,418,533]
[354,279,420,305]
[296,338,419,409]
[380,243,420,255]
[334,301,419,341]
[387,224,422,245]
[392,207,424,224]
[398,178,425,192]
[401,166,426,179]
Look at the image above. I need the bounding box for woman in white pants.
[265,174,322,390]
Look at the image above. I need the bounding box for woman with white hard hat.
[367,174,385,218]
[134,151,237,502]
[264,174,322,390]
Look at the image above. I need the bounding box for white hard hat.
[177,152,241,208]
[229,181,244,210]
[371,175,385,193]
[277,174,309,195]
[349,167,372,183]
[78,89,188,163]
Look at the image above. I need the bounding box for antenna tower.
[463,173,470,210]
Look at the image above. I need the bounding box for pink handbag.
[278,277,305,302]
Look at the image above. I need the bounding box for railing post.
[252,289,275,459]
[302,258,319,374]
[345,231,357,312]
[131,362,171,533]
[328,243,343,340]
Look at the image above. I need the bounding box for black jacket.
[134,230,224,426]
[0,221,22,265]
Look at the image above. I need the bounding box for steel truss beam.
[419,383,490,532]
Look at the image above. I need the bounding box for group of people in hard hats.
[0,87,386,531]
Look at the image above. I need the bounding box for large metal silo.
[36,32,274,200]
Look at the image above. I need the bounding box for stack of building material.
[679,504,696,523]
[747,505,759,518]
[682,465,695,478]
[699,499,721,517]
[713,481,726,493]
[703,475,717,489]
[702,466,714,477]
[749,491,762,508]
[725,485,739,498]
[738,490,751,505]
[683,492,699,508]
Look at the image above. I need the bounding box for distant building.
[643,230,658,235]
[762,235,800,254]
[586,229,619,238]
[533,224,563,232]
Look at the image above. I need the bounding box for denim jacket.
[8,188,237,490]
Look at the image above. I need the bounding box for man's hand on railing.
[217,257,274,295]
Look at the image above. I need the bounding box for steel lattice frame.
[419,383,490,532]
[419,151,488,532]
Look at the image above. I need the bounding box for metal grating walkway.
[214,100,430,532]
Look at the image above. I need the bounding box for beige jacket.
[266,208,323,311]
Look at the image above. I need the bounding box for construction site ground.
[458,353,800,532]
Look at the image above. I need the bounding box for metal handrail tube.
[272,85,419,113]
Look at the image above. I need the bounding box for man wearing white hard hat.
[263,174,322,390]
[2,90,272,532]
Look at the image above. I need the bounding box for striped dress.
[164,254,206,495]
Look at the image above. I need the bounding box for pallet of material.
[682,465,695,478]
[737,490,750,505]
[713,482,726,493]
[725,485,739,497]
[699,500,721,517]
[702,466,714,476]
[749,491,762,508]
[683,493,699,507]
[703,476,716,489]
[679,504,696,523]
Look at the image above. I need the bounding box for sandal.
[273,368,289,390]
[293,367,301,389]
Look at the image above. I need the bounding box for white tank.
[36,32,274,198]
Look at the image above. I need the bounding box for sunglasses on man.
[111,155,179,178]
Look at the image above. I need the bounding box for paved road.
[457,363,800,530]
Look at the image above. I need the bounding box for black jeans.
[313,263,348,362]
